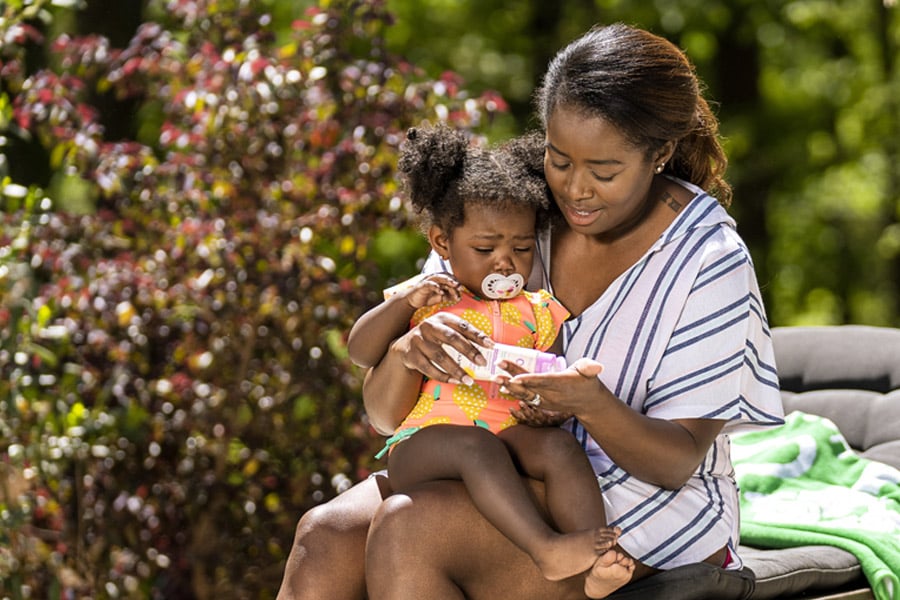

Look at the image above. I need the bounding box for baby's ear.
[428,225,451,260]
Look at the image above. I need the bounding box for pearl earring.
[655,163,665,174]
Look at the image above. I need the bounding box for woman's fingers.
[400,313,491,384]
[499,358,604,414]
[570,358,604,377]
[510,403,571,426]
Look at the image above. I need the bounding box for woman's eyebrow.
[545,141,622,166]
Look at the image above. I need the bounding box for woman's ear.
[428,225,451,260]
[654,140,677,168]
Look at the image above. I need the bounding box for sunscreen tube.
[441,342,567,381]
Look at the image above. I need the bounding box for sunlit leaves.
[0,0,505,596]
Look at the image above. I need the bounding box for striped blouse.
[538,179,784,570]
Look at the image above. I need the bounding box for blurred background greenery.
[1,0,898,597]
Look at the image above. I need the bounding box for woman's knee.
[368,481,466,555]
[293,502,342,546]
[290,477,384,558]
[368,490,423,551]
[278,487,379,600]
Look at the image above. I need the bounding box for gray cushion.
[740,546,862,600]
[781,389,900,468]
[740,325,900,599]
[772,325,900,393]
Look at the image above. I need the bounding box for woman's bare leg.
[386,425,610,581]
[366,478,590,600]
[276,474,389,600]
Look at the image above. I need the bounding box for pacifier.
[481,273,525,299]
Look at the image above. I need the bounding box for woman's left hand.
[510,401,571,427]
[497,357,605,417]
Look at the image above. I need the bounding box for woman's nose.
[566,168,593,200]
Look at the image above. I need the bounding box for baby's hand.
[405,273,462,309]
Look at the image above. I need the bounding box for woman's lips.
[564,203,601,227]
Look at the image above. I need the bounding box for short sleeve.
[643,232,784,430]
[524,289,570,352]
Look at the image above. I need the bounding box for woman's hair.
[534,23,732,207]
[397,123,552,234]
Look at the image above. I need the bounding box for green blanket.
[732,411,900,600]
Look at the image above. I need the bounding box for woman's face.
[430,202,536,297]
[544,106,659,237]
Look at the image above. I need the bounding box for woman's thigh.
[277,474,389,600]
[365,478,588,600]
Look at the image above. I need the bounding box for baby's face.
[443,203,536,298]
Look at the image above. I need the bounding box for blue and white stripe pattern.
[422,179,784,571]
[544,180,784,570]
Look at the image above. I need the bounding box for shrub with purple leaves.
[0,0,506,596]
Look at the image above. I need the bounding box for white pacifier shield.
[481,273,524,299]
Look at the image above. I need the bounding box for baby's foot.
[583,550,635,599]
[593,526,621,553]
[535,527,620,582]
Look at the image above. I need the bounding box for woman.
[277,23,783,600]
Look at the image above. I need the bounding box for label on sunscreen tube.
[441,342,567,381]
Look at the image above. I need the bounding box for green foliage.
[384,0,900,327]
[0,0,504,596]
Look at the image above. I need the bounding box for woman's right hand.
[391,311,493,385]
[363,311,493,434]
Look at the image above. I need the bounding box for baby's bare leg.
[501,425,632,596]
[499,425,606,531]
[387,425,604,581]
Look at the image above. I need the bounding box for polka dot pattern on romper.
[422,416,451,427]
[411,300,454,327]
[452,382,488,421]
[406,389,437,420]
[497,413,518,431]
[513,334,533,348]
[460,309,492,337]
[531,291,559,350]
[501,302,522,326]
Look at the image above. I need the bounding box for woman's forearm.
[362,341,424,436]
[576,386,724,489]
[362,310,493,436]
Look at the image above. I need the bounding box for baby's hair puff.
[398,123,551,235]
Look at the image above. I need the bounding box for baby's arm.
[347,273,461,369]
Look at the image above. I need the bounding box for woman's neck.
[550,179,692,316]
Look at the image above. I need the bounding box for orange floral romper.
[377,279,569,457]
